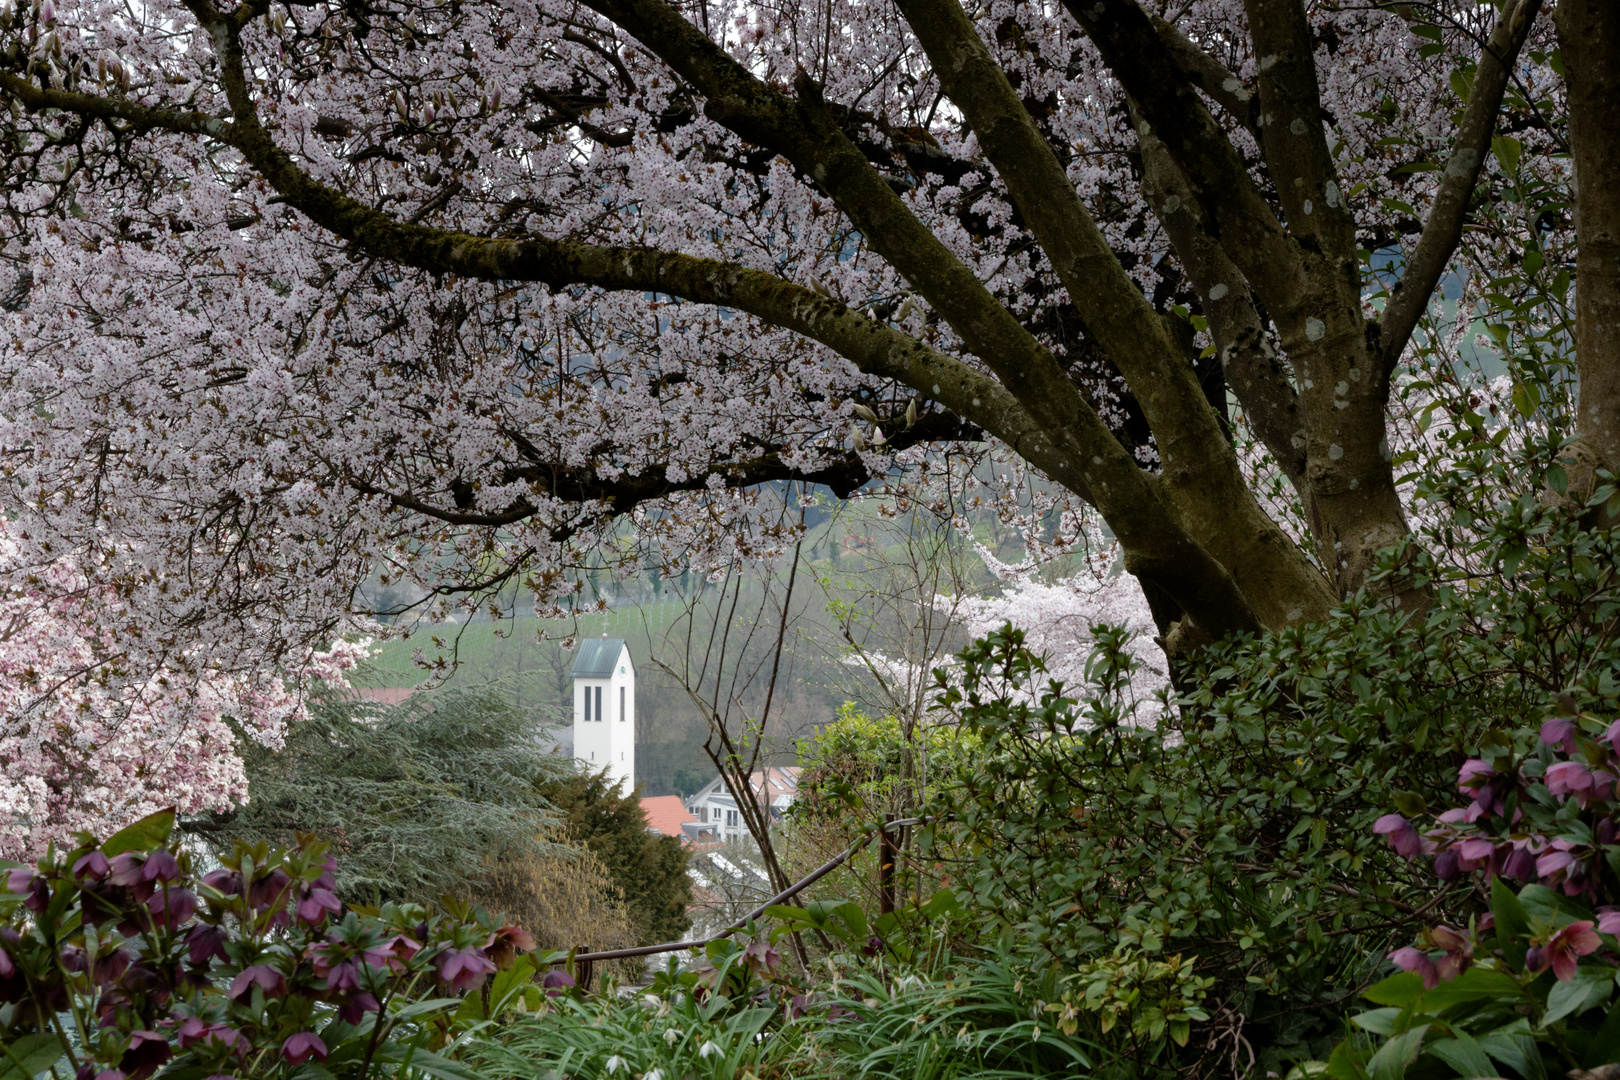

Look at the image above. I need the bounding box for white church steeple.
[571,637,635,792]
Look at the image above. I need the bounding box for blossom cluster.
[0,517,370,859]
[1374,707,1620,985]
[0,815,534,1080]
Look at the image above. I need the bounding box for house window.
[582,687,590,722]
[726,810,738,828]
[595,686,603,721]
[619,686,626,721]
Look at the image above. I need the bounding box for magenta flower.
[485,925,536,969]
[1501,844,1537,880]
[5,870,49,914]
[200,868,244,897]
[1606,719,1620,755]
[323,960,361,994]
[1545,921,1601,981]
[247,868,293,914]
[1457,758,1495,792]
[296,885,341,926]
[338,991,380,1024]
[227,964,287,1002]
[1536,847,1578,880]
[1540,716,1577,752]
[120,1030,170,1080]
[434,947,496,991]
[1597,910,1620,935]
[1374,814,1422,858]
[92,949,131,987]
[542,970,575,998]
[1429,925,1472,981]
[184,922,229,964]
[282,1033,328,1065]
[1389,947,1439,990]
[146,887,196,930]
[73,851,111,882]
[1545,761,1593,798]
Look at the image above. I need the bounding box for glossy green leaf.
[100,807,176,855]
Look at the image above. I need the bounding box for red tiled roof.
[640,795,695,839]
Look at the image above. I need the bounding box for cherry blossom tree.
[0,0,1610,698]
[0,517,366,857]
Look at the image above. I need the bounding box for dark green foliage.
[533,770,694,945]
[187,683,573,900]
[935,502,1620,1074]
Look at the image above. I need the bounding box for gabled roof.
[571,637,629,679]
[639,795,693,838]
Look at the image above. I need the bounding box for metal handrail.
[550,817,926,966]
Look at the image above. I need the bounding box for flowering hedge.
[0,809,536,1080]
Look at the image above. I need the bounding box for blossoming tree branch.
[0,0,1614,670]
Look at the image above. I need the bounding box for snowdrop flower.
[603,1055,625,1074]
[662,1028,680,1046]
[698,1041,721,1059]
[645,1072,663,1080]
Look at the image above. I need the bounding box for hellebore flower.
[1596,910,1620,936]
[92,949,131,987]
[200,868,243,897]
[1545,921,1601,981]
[323,960,361,994]
[743,940,782,974]
[1374,814,1423,858]
[1540,716,1577,753]
[338,992,380,1024]
[295,885,341,927]
[542,970,575,998]
[1389,947,1439,990]
[184,923,229,965]
[1502,844,1537,881]
[435,948,496,992]
[1536,847,1578,881]
[147,887,196,931]
[73,851,111,882]
[485,925,536,970]
[1430,925,1472,981]
[6,869,49,913]
[1433,850,1461,881]
[1456,837,1495,870]
[1457,759,1495,792]
[228,964,287,1002]
[1606,719,1620,756]
[141,851,180,885]
[281,1033,328,1066]
[108,854,146,888]
[120,1030,171,1080]
[1546,761,1594,799]
[60,945,89,974]
[247,869,293,914]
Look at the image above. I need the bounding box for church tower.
[571,637,635,792]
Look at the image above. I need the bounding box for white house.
[683,766,800,840]
[572,637,635,792]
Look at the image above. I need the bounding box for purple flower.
[338,991,380,1024]
[1546,761,1593,798]
[282,1033,327,1066]
[1457,758,1495,792]
[1429,925,1472,981]
[1597,910,1620,935]
[227,964,287,1002]
[485,925,536,969]
[324,959,361,994]
[247,868,293,914]
[1501,844,1537,880]
[39,0,55,23]
[295,885,341,926]
[200,868,243,897]
[1606,719,1620,756]
[108,853,146,888]
[141,851,180,885]
[434,947,496,992]
[120,1030,170,1080]
[1389,947,1439,990]
[1433,850,1460,881]
[542,970,575,998]
[184,922,229,965]
[1374,814,1422,858]
[74,851,111,882]
[6,869,49,913]
[743,939,782,974]
[92,949,131,987]
[1536,847,1578,880]
[146,887,196,930]
[1545,921,1601,981]
[1540,716,1577,752]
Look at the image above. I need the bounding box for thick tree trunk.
[1556,0,1620,499]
